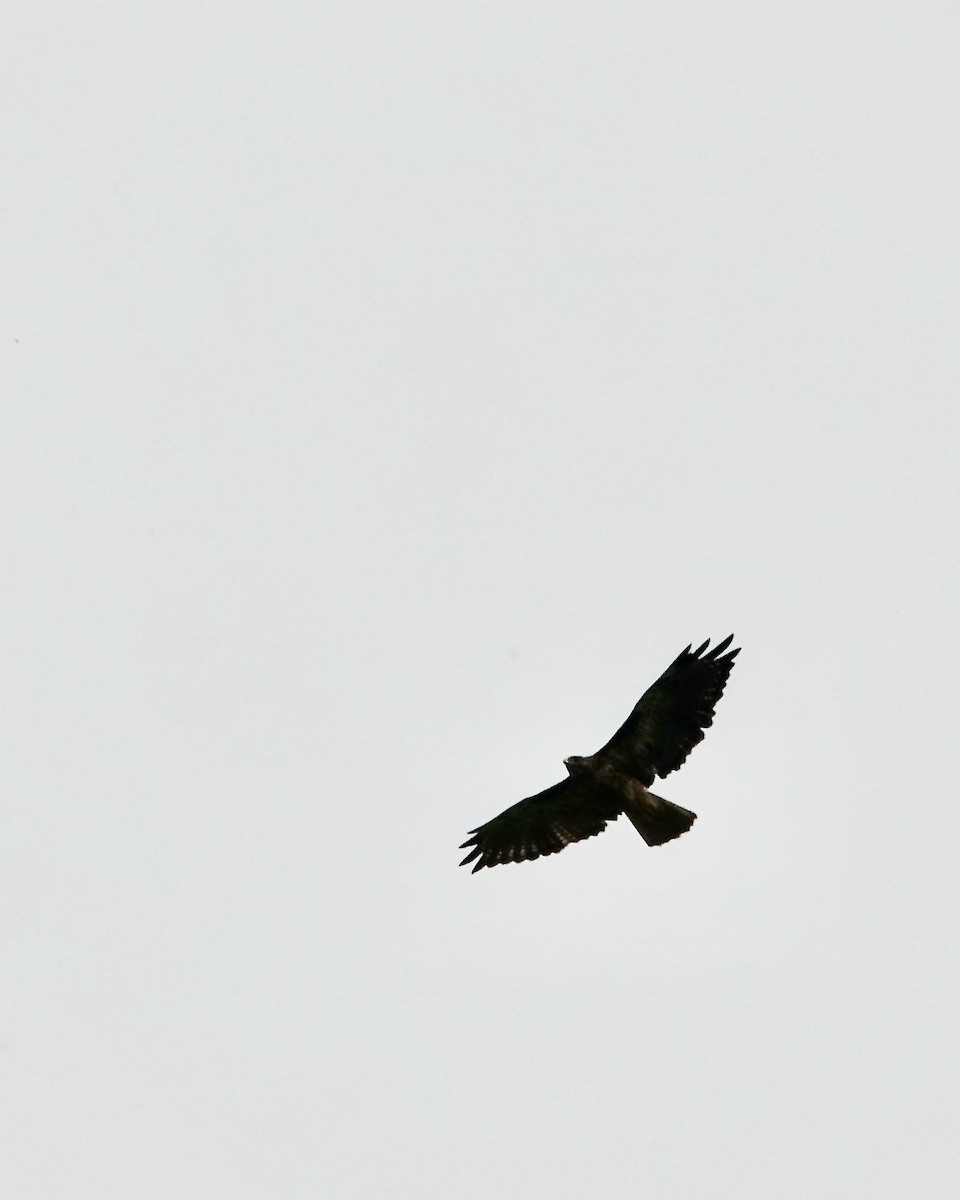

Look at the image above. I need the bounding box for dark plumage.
[459,635,739,873]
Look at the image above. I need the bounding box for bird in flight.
[459,635,739,873]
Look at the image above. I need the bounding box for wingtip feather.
[690,633,740,662]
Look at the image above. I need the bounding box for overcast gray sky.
[3,2,959,1197]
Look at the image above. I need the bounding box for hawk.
[459,635,739,873]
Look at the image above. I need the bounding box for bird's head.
[563,755,588,776]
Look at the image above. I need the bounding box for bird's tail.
[624,790,696,847]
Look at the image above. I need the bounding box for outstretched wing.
[599,635,739,785]
[459,777,623,873]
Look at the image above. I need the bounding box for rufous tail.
[624,791,697,847]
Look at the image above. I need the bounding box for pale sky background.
[2,3,959,1197]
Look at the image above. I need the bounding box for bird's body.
[459,635,739,873]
